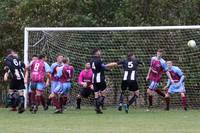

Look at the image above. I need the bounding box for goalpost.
[24,26,200,109]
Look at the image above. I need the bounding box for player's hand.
[90,85,94,90]
[146,76,149,81]
[82,82,87,88]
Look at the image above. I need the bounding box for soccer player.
[28,55,38,108]
[76,63,93,109]
[29,54,51,113]
[164,61,187,111]
[109,52,143,113]
[90,48,115,114]
[49,54,64,113]
[58,57,74,110]
[4,49,28,113]
[146,49,174,110]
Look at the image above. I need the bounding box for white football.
[187,40,196,48]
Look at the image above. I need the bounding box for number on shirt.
[92,62,96,70]
[128,62,133,68]
[34,63,40,71]
[13,59,19,66]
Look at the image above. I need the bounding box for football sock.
[119,92,124,104]
[148,95,153,107]
[128,95,138,106]
[77,98,81,108]
[181,96,187,109]
[155,89,165,97]
[165,97,170,110]
[51,97,61,110]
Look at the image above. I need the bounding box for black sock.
[77,98,81,108]
[95,98,100,110]
[128,95,138,106]
[19,96,25,109]
[47,98,51,106]
[100,96,105,107]
[119,92,124,104]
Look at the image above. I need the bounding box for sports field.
[0,107,199,133]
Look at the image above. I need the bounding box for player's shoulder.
[160,58,166,63]
[151,56,157,60]
[172,66,181,71]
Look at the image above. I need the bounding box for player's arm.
[175,67,185,87]
[163,79,170,91]
[146,57,153,81]
[24,64,29,84]
[45,62,51,87]
[161,60,174,84]
[4,69,9,81]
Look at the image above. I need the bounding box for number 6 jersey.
[4,55,25,80]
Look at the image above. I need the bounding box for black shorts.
[121,80,139,92]
[10,79,25,90]
[80,88,94,98]
[93,82,107,92]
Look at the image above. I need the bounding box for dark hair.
[56,53,63,57]
[127,52,134,59]
[38,54,45,59]
[32,54,38,58]
[63,57,69,64]
[6,49,15,56]
[92,48,100,55]
[157,48,164,53]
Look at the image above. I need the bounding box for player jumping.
[49,54,64,113]
[4,49,28,113]
[146,49,174,110]
[90,48,115,114]
[164,61,187,111]
[109,52,143,113]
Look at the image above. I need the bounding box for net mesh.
[27,28,200,109]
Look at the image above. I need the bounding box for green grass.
[0,107,199,133]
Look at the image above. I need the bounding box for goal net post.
[24,26,200,109]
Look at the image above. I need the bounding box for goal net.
[24,26,200,109]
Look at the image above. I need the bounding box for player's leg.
[118,81,126,111]
[16,80,26,113]
[49,82,62,113]
[181,92,187,111]
[60,82,71,111]
[165,92,170,111]
[99,82,107,110]
[147,88,153,109]
[127,81,139,107]
[93,83,103,114]
[8,89,18,111]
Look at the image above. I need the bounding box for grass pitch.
[0,107,199,133]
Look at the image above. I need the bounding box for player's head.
[85,63,90,70]
[127,52,135,60]
[92,48,101,57]
[56,54,64,63]
[38,54,45,60]
[6,49,17,57]
[63,57,70,64]
[167,61,173,69]
[157,49,164,58]
[32,55,38,61]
